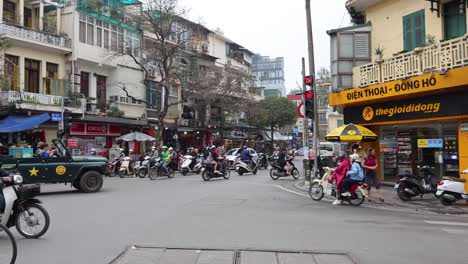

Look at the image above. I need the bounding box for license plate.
[394,183,399,189]
[436,190,443,196]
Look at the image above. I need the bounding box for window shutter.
[403,14,413,51]
[354,33,369,58]
[339,33,354,58]
[414,11,425,48]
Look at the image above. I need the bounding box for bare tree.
[108,0,255,142]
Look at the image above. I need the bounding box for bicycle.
[0,223,17,264]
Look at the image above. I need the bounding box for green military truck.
[0,139,106,192]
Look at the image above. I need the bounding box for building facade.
[252,55,286,97]
[329,0,468,186]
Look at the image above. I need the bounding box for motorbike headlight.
[14,175,23,184]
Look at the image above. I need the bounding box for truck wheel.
[79,171,104,193]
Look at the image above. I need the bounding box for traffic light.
[304,75,314,86]
[305,90,314,119]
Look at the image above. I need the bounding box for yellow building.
[329,0,468,188]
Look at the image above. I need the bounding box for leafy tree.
[253,97,297,145]
[316,67,330,83]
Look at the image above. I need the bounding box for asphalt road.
[5,168,468,264]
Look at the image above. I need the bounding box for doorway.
[24,58,40,93]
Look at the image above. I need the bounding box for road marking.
[274,185,309,198]
[425,220,468,227]
[441,228,468,235]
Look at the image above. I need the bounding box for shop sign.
[229,130,247,139]
[344,90,468,124]
[379,140,398,153]
[51,113,62,122]
[67,138,79,148]
[418,138,443,148]
[461,123,468,132]
[329,67,468,106]
[70,122,121,136]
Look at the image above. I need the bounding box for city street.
[7,167,468,264]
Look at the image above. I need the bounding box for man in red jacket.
[328,153,351,205]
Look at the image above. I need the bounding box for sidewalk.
[293,179,468,215]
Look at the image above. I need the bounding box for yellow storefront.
[329,67,468,190]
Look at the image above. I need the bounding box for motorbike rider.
[285,149,295,175]
[168,147,177,173]
[186,147,198,170]
[240,145,254,170]
[160,146,170,174]
[341,153,364,197]
[328,152,351,205]
[150,146,159,159]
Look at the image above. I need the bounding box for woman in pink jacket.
[328,153,351,205]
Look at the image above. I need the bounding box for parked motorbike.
[396,165,438,201]
[235,158,258,176]
[436,168,468,206]
[270,158,299,180]
[202,157,230,181]
[119,157,136,178]
[180,155,202,176]
[309,167,368,206]
[1,172,50,238]
[148,158,176,180]
[258,153,269,170]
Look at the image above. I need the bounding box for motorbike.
[396,165,438,201]
[0,172,50,238]
[202,157,230,181]
[257,153,269,170]
[235,158,258,176]
[136,155,153,178]
[180,155,202,176]
[270,158,299,180]
[107,157,121,177]
[309,167,368,206]
[436,168,468,206]
[119,157,136,178]
[148,157,176,180]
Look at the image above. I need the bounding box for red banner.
[70,123,121,136]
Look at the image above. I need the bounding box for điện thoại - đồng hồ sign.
[328,67,468,107]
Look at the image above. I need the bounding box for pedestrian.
[363,148,384,202]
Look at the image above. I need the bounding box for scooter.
[396,165,438,201]
[107,157,121,177]
[119,157,136,178]
[202,157,230,181]
[148,157,176,180]
[309,167,368,206]
[270,157,299,180]
[257,153,268,170]
[1,171,50,238]
[180,155,202,176]
[436,168,468,206]
[136,155,152,178]
[235,158,258,176]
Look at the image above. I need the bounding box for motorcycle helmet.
[151,146,156,150]
[243,145,247,149]
[350,153,361,163]
[168,147,174,151]
[162,146,168,150]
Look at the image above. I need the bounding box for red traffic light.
[305,90,313,99]
[304,75,314,86]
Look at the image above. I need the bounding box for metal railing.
[0,23,71,49]
[355,34,468,87]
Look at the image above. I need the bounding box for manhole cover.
[110,246,356,264]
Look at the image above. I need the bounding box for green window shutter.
[403,10,425,51]
[403,14,413,51]
[444,1,467,39]
[414,10,425,48]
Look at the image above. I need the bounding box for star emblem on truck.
[29,167,39,177]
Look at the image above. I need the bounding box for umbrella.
[325,123,377,142]
[116,132,156,142]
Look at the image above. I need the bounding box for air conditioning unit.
[202,43,209,52]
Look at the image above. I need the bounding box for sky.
[180,0,350,93]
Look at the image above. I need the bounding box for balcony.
[0,90,85,114]
[0,23,71,52]
[354,34,468,88]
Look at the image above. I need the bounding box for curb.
[290,180,468,216]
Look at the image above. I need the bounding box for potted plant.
[375,45,384,61]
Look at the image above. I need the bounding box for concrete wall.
[365,0,450,60]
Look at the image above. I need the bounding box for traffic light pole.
[301,58,310,182]
[305,0,319,181]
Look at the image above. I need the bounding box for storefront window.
[380,121,459,183]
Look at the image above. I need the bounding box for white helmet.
[119,148,124,152]
[151,146,156,150]
[350,153,361,163]
[162,146,168,149]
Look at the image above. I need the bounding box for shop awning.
[0,113,51,133]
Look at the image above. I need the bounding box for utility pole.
[305,0,319,182]
[301,58,310,181]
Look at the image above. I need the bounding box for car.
[225,148,258,169]
[0,139,107,193]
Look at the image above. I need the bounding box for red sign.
[67,138,79,148]
[304,75,314,85]
[70,123,121,136]
[297,102,305,118]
